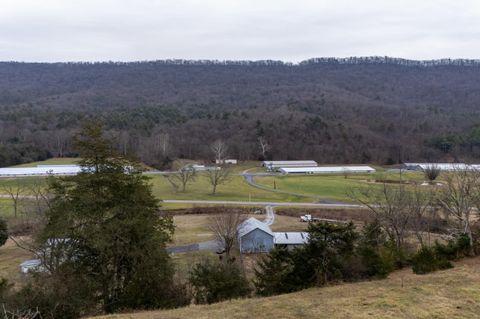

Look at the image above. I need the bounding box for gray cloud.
[0,0,479,62]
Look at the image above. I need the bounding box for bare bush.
[423,165,441,182]
[209,209,244,257]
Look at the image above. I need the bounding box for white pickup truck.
[300,214,348,224]
[300,214,319,222]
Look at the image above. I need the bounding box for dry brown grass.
[0,238,32,285]
[170,213,304,246]
[90,257,480,319]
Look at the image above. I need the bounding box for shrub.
[434,234,471,261]
[423,165,441,182]
[0,218,8,247]
[254,248,303,296]
[357,221,394,278]
[412,246,453,275]
[189,259,251,304]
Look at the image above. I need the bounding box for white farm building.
[263,160,318,172]
[0,165,81,177]
[279,165,376,175]
[404,163,480,171]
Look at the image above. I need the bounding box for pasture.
[91,257,480,319]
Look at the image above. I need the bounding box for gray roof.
[274,232,310,245]
[263,160,318,167]
[237,217,274,238]
[279,166,376,174]
[0,165,81,177]
[403,163,480,171]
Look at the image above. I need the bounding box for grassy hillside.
[12,157,80,167]
[254,170,425,202]
[92,257,480,319]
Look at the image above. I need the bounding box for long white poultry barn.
[279,166,376,175]
[0,165,82,177]
[404,163,480,171]
[263,160,318,171]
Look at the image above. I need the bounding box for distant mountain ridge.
[2,56,480,67]
[0,57,480,167]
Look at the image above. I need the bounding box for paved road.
[162,199,363,209]
[167,240,221,254]
[264,205,275,225]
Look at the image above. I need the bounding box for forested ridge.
[1,57,480,168]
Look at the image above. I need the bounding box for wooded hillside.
[1,57,480,167]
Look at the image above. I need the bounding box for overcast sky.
[0,0,479,62]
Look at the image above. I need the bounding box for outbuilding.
[279,165,376,175]
[263,160,318,172]
[0,165,81,177]
[237,217,274,253]
[274,232,309,251]
[403,163,480,171]
[20,259,43,273]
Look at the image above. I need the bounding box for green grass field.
[255,170,426,202]
[0,158,429,206]
[150,174,306,203]
[12,157,80,167]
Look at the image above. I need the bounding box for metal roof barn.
[404,163,480,171]
[263,160,318,168]
[279,166,376,175]
[274,232,309,245]
[237,217,274,253]
[0,165,82,177]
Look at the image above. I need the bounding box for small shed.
[20,259,43,274]
[237,217,274,253]
[274,232,309,251]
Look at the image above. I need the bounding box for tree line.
[1,60,480,167]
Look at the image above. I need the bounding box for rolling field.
[255,170,426,203]
[92,257,480,319]
[0,158,429,206]
[149,174,306,203]
[12,157,80,167]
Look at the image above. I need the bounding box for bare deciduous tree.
[1,182,26,218]
[423,164,441,182]
[205,166,231,194]
[164,165,196,192]
[211,139,228,163]
[156,133,170,157]
[438,169,478,249]
[209,209,243,257]
[258,136,270,159]
[350,183,412,249]
[27,178,51,215]
[407,186,437,247]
